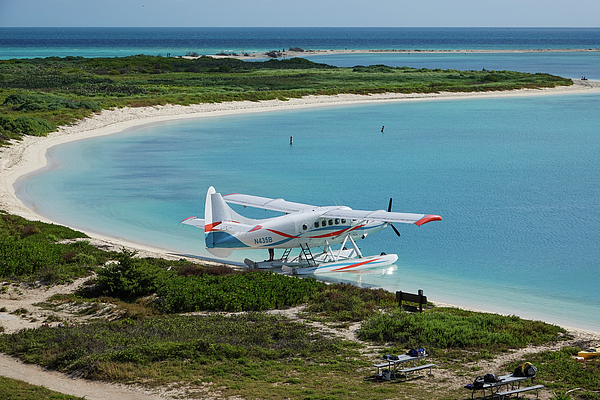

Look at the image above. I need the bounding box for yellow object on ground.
[578,347,600,359]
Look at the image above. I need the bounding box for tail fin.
[204,186,234,257]
[205,186,235,230]
[204,186,216,232]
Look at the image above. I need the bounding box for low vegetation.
[0,55,572,145]
[521,348,600,397]
[0,375,84,399]
[1,213,599,399]
[0,211,112,283]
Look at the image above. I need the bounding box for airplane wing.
[321,209,442,226]
[222,193,441,226]
[222,193,317,213]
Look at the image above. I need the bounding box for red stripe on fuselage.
[309,224,363,239]
[266,229,299,239]
[249,225,263,232]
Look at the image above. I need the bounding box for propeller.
[387,198,401,237]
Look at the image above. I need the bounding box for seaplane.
[180,186,441,275]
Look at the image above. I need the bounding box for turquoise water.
[17,92,600,332]
[305,52,600,81]
[2,27,600,59]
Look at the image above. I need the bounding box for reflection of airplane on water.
[181,186,441,274]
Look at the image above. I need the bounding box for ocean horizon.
[7,27,600,332]
[2,27,600,60]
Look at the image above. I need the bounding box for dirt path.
[0,278,171,399]
[0,353,164,399]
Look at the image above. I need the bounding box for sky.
[1,0,599,28]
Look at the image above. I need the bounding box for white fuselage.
[206,207,388,250]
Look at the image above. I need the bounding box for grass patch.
[358,307,566,362]
[0,211,110,283]
[305,283,397,322]
[0,375,84,399]
[512,347,600,398]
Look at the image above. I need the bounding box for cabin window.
[302,224,308,230]
[335,219,340,224]
[341,219,346,223]
[321,220,327,227]
[314,222,319,228]
[328,219,333,226]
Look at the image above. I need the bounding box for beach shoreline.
[206,47,600,60]
[2,81,600,336]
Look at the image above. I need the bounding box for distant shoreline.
[208,47,600,60]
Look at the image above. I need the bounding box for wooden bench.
[397,363,436,380]
[396,289,427,312]
[496,384,544,399]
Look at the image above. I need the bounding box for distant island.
[209,46,600,60]
[0,55,573,143]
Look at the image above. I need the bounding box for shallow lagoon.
[17,91,600,332]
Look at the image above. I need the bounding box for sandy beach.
[1,81,600,398]
[208,47,600,60]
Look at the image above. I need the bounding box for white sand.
[207,47,600,60]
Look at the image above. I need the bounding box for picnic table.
[469,374,543,399]
[373,354,435,381]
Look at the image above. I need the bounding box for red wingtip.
[415,214,442,226]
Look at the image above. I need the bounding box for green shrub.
[0,236,63,276]
[358,307,564,352]
[157,271,324,313]
[0,115,55,136]
[526,348,600,392]
[3,93,100,112]
[95,249,171,301]
[0,213,104,282]
[306,283,396,321]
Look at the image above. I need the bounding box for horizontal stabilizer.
[180,216,204,228]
